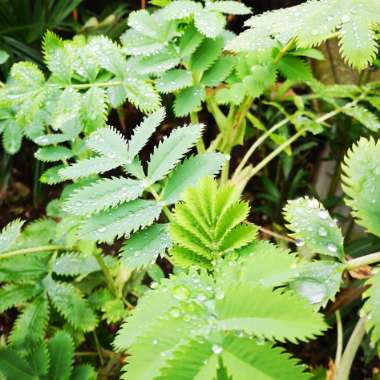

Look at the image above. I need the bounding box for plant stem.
[93,331,105,366]
[335,311,343,368]
[346,252,380,270]
[190,112,205,153]
[93,251,119,298]
[335,316,367,380]
[0,245,66,260]
[258,226,294,243]
[273,37,296,64]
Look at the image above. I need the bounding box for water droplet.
[150,281,159,289]
[327,243,337,253]
[170,308,180,318]
[97,227,106,233]
[196,294,207,302]
[153,339,158,345]
[318,210,329,219]
[295,239,305,247]
[308,199,319,209]
[212,344,223,354]
[342,14,351,23]
[173,285,190,300]
[318,227,327,237]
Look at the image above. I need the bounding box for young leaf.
[34,146,73,162]
[201,56,235,87]
[147,124,203,183]
[120,224,172,270]
[284,197,344,260]
[156,69,193,94]
[190,37,224,73]
[173,85,206,117]
[179,25,204,58]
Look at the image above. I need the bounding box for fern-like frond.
[284,197,344,259]
[342,137,380,236]
[63,177,146,215]
[79,200,162,242]
[147,124,203,183]
[216,284,327,342]
[170,177,257,268]
[0,219,24,254]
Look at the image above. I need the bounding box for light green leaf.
[277,56,312,82]
[201,56,235,87]
[363,269,380,345]
[0,348,36,380]
[174,85,206,117]
[120,224,172,270]
[48,331,74,380]
[156,69,193,94]
[3,120,23,154]
[137,48,180,75]
[342,106,380,131]
[35,146,73,162]
[164,153,226,204]
[121,29,166,56]
[159,1,202,20]
[147,123,204,182]
[284,197,344,259]
[191,37,224,73]
[179,25,205,58]
[0,219,24,254]
[206,1,251,15]
[0,283,38,313]
[79,200,163,242]
[194,10,226,38]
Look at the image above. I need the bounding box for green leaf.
[290,261,344,309]
[63,177,146,215]
[71,365,97,380]
[127,107,166,161]
[201,56,235,87]
[59,156,122,180]
[137,48,180,75]
[342,138,380,236]
[221,336,310,380]
[79,200,163,242]
[156,69,193,94]
[128,10,162,39]
[123,77,161,113]
[0,49,9,64]
[283,197,344,259]
[216,284,327,342]
[2,120,23,154]
[81,86,108,133]
[121,29,166,56]
[363,269,380,345]
[342,106,380,132]
[0,283,38,313]
[164,153,226,204]
[28,343,49,377]
[156,339,219,380]
[10,62,45,88]
[159,1,202,20]
[46,277,97,331]
[206,1,251,15]
[9,296,49,348]
[48,331,74,380]
[147,123,204,183]
[179,25,205,58]
[35,146,73,162]
[34,134,71,146]
[120,224,172,270]
[0,348,37,380]
[40,165,66,185]
[0,219,24,254]
[174,85,206,117]
[87,126,129,159]
[194,11,226,38]
[191,37,224,73]
[277,56,312,82]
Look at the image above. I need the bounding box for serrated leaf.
[46,277,97,331]
[34,134,71,146]
[81,86,108,133]
[127,107,166,161]
[221,335,310,380]
[137,48,180,75]
[284,197,344,259]
[71,364,97,380]
[0,283,38,313]
[194,10,226,38]
[128,10,161,39]
[277,56,312,82]
[0,348,36,380]
[159,1,202,20]
[40,165,66,184]
[147,123,203,182]
[120,224,172,270]
[164,153,226,204]
[48,331,74,380]
[0,219,24,254]
[290,261,344,309]
[9,296,49,348]
[63,177,146,215]
[201,56,235,87]
[179,25,205,57]
[121,29,166,56]
[216,284,327,342]
[342,106,380,131]
[342,138,380,235]
[174,85,206,117]
[191,37,224,73]
[35,146,73,162]
[156,69,193,94]
[59,156,122,180]
[3,120,23,154]
[79,200,163,242]
[28,343,49,377]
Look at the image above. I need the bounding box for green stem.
[345,252,380,270]
[273,37,296,64]
[147,186,173,222]
[93,251,119,298]
[0,245,66,260]
[335,311,343,368]
[335,316,367,380]
[190,112,205,153]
